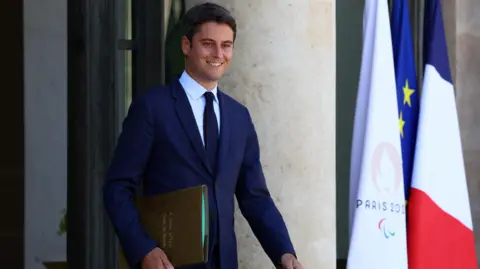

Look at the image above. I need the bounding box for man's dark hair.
[182,2,237,42]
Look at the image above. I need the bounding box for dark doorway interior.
[67,0,166,267]
[0,1,25,268]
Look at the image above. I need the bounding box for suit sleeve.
[235,109,297,266]
[103,94,158,268]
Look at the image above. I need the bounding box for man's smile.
[207,61,223,67]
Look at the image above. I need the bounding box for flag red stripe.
[407,188,478,269]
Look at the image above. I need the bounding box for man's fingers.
[158,250,174,269]
[286,259,304,269]
[293,260,303,269]
[162,260,174,269]
[283,259,294,269]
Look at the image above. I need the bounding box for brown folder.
[118,185,209,268]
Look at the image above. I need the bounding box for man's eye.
[203,43,213,47]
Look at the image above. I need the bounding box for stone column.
[442,0,456,84]
[185,1,336,268]
[453,0,480,261]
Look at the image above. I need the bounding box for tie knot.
[204,91,215,103]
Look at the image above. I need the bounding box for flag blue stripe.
[391,0,419,200]
[424,0,452,84]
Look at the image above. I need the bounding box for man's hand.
[141,247,174,269]
[280,253,303,269]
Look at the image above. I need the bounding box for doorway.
[67,0,187,267]
[0,1,24,268]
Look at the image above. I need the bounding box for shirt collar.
[179,70,219,103]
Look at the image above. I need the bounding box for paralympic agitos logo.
[378,218,395,239]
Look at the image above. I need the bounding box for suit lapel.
[216,90,230,178]
[172,81,214,177]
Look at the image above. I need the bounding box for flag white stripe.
[411,64,473,229]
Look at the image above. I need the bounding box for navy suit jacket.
[103,80,296,269]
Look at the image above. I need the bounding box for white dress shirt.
[179,71,221,146]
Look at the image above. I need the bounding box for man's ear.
[181,36,191,56]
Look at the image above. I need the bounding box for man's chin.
[205,73,224,82]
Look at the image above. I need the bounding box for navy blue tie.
[203,92,218,172]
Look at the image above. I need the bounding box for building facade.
[1,0,479,268]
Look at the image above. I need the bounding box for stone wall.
[450,0,480,262]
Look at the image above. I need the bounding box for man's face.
[182,22,234,88]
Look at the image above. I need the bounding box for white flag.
[347,0,408,268]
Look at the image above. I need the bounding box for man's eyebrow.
[199,38,233,44]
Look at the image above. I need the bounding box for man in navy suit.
[103,3,302,269]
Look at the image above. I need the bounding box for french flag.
[406,0,478,268]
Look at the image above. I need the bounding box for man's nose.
[212,45,223,58]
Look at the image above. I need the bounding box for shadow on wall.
[335,0,364,264]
